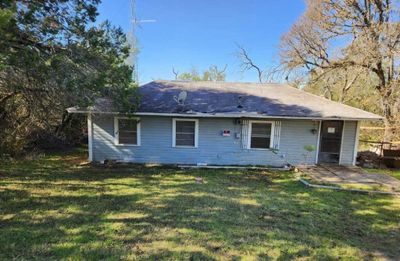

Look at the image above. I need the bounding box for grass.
[363,168,400,180]
[298,175,394,193]
[0,149,399,260]
[299,175,400,193]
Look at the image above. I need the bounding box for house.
[67,80,382,166]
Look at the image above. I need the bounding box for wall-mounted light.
[311,128,318,135]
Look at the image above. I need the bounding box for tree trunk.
[382,95,395,143]
[55,111,72,136]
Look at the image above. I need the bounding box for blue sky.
[97,0,305,84]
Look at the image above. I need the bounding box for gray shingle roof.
[136,80,381,120]
[68,80,382,120]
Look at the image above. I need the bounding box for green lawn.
[0,150,399,260]
[364,168,400,180]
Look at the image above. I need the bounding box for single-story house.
[68,80,382,166]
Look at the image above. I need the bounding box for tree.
[305,67,366,102]
[177,68,203,81]
[173,65,227,82]
[236,44,283,83]
[236,45,264,83]
[279,0,400,142]
[172,67,180,80]
[0,1,137,155]
[202,65,228,81]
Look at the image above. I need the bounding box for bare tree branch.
[236,44,264,83]
[172,67,179,80]
[279,0,400,141]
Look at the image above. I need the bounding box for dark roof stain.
[136,80,381,119]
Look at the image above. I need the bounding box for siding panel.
[93,116,326,166]
[340,121,358,166]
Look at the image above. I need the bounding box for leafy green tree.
[0,0,137,155]
[174,65,227,82]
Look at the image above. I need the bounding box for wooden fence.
[359,140,398,155]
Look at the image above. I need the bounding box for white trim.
[339,121,346,165]
[247,120,275,150]
[172,118,199,148]
[114,117,141,146]
[241,120,250,149]
[67,109,383,121]
[353,121,361,165]
[272,121,282,149]
[315,120,322,164]
[87,113,93,162]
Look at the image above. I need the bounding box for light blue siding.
[340,121,358,166]
[91,115,357,166]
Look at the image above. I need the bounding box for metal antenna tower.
[130,0,156,84]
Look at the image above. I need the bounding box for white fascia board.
[67,110,383,121]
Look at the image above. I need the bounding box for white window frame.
[172,118,199,148]
[247,120,275,150]
[114,117,141,146]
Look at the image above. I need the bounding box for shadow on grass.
[0,152,399,260]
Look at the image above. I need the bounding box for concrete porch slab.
[299,165,400,191]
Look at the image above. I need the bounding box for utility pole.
[130,0,156,84]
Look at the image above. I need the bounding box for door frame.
[315,120,322,164]
[339,121,346,164]
[316,120,345,165]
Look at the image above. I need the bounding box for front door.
[318,121,343,164]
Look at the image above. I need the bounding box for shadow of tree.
[0,156,399,260]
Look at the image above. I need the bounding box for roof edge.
[67,108,383,121]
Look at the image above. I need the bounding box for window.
[114,117,141,146]
[173,119,198,148]
[248,121,274,149]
